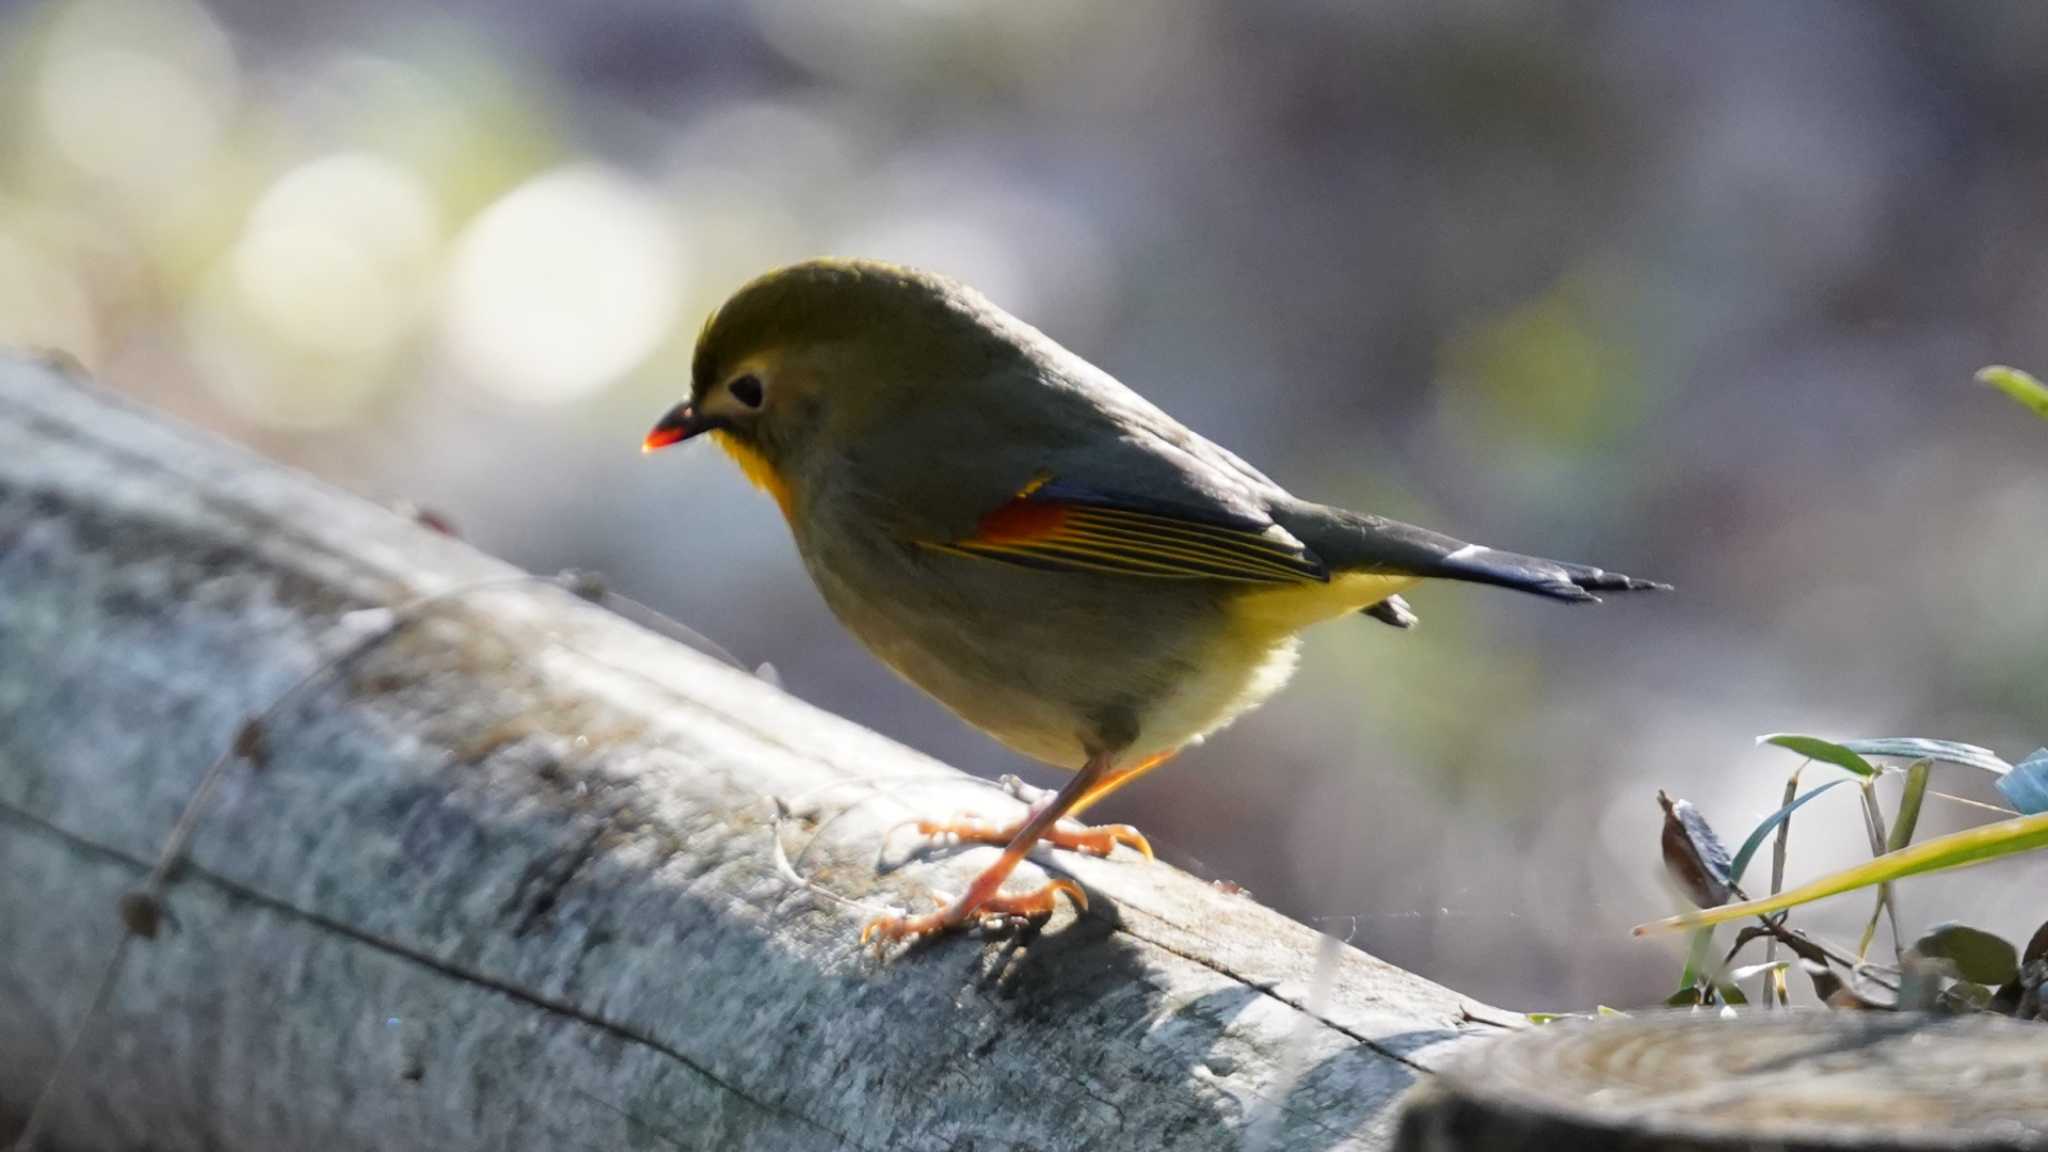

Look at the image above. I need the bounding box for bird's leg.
[863,748,1117,945]
[912,774,1152,860]
[1064,748,1177,819]
[907,748,1179,864]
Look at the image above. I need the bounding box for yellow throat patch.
[710,429,794,518]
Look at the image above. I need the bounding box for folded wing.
[924,478,1329,584]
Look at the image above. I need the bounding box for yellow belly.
[1227,571,1421,640]
[1124,572,1422,763]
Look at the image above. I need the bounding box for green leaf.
[1912,923,2020,986]
[1729,779,1851,885]
[1887,760,1931,852]
[1855,781,1894,960]
[1977,365,2048,421]
[1839,738,2012,777]
[1758,734,1876,778]
[1858,760,1932,962]
[1634,808,2048,934]
[1673,926,1715,997]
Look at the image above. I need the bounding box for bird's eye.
[727,374,764,409]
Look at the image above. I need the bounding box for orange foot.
[913,775,1153,860]
[861,879,1088,947]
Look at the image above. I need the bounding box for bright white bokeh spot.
[39,47,224,192]
[34,0,238,193]
[443,165,684,405]
[190,154,438,428]
[231,152,442,359]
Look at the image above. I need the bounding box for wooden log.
[0,355,1499,1152]
[1395,1009,2048,1151]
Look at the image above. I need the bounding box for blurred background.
[4,0,2045,1011]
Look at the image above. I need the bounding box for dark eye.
[727,374,764,408]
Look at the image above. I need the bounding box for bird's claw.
[860,879,1088,951]
[911,813,1152,861]
[1049,821,1152,860]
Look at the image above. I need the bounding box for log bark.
[1395,1009,2048,1151]
[0,356,1496,1152]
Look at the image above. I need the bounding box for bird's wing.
[840,349,1323,583]
[1279,504,1670,601]
[923,476,1329,584]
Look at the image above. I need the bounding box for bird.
[643,259,1666,945]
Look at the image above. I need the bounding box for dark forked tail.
[1281,502,1670,605]
[1424,541,1667,602]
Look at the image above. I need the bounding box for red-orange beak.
[642,402,724,454]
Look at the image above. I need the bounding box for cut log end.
[1395,1010,2048,1152]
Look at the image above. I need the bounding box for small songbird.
[645,260,1665,944]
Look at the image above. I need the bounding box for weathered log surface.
[1396,1010,2048,1151]
[0,356,1498,1152]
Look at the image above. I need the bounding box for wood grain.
[0,356,1493,1152]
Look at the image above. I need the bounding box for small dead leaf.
[1658,790,1737,907]
[2024,918,2048,967]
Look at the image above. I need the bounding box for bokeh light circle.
[442,165,684,405]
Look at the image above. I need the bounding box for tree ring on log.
[1396,1010,2048,1151]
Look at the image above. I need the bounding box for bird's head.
[643,259,1022,510]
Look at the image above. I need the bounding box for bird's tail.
[1280,502,1669,604]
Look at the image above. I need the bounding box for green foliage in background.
[1642,732,2048,1018]
[1978,365,2048,421]
[1627,367,2048,1018]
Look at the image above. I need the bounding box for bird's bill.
[642,402,725,453]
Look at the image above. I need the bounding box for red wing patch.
[923,483,1327,584]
